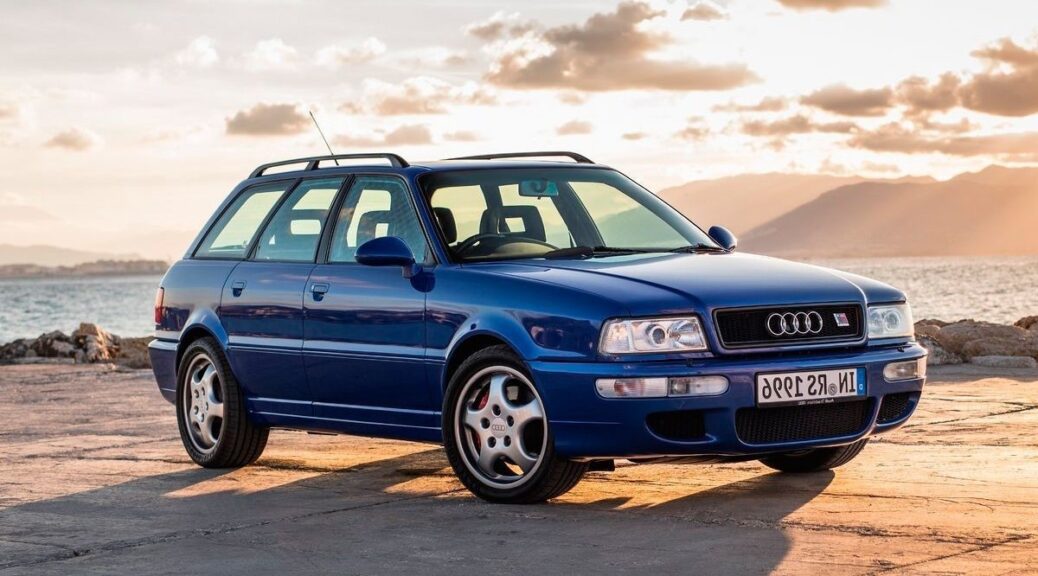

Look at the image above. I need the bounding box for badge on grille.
[833,312,850,327]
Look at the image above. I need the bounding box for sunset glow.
[2,0,1037,258]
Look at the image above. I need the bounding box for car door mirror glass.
[707,225,738,251]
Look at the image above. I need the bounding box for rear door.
[303,175,436,436]
[220,177,344,419]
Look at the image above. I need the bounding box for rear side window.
[195,182,290,259]
[253,178,344,262]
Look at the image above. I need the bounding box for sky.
[2,0,1038,259]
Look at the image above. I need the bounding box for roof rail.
[444,151,594,164]
[249,153,409,178]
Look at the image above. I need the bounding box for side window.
[195,182,290,259]
[253,178,343,262]
[329,176,428,263]
[429,185,486,246]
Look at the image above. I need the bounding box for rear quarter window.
[194,182,291,259]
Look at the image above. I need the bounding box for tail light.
[154,287,165,325]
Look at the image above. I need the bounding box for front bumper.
[529,343,926,459]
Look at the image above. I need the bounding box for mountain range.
[660,165,1038,258]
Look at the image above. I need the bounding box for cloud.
[0,101,20,120]
[225,103,309,136]
[395,47,469,68]
[741,114,858,136]
[776,0,887,11]
[622,132,647,140]
[333,124,433,148]
[896,73,961,116]
[175,36,219,68]
[959,38,1038,117]
[556,120,593,135]
[44,127,101,151]
[801,84,893,116]
[674,118,709,140]
[485,1,756,91]
[341,77,497,116]
[682,2,726,21]
[244,38,298,71]
[465,11,536,41]
[848,122,1038,159]
[316,37,386,68]
[712,96,787,112]
[444,130,480,142]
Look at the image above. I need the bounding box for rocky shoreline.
[0,323,152,369]
[1,317,1037,371]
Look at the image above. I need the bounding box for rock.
[1016,316,1038,331]
[961,337,1038,359]
[914,322,942,339]
[969,355,1038,369]
[918,336,962,365]
[29,331,77,359]
[72,323,118,363]
[916,318,950,328]
[116,337,154,369]
[933,321,1038,359]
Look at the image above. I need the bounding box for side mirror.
[356,236,421,278]
[707,225,738,251]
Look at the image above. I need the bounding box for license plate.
[756,367,866,407]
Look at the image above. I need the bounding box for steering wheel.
[454,234,557,257]
[454,233,506,254]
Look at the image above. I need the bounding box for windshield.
[421,167,718,262]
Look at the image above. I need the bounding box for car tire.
[442,345,588,504]
[176,337,268,468]
[758,438,869,473]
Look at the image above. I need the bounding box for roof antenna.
[308,109,339,166]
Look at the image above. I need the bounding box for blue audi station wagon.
[149,151,926,503]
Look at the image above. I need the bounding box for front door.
[303,175,436,438]
[221,177,344,419]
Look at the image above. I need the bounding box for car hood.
[489,252,904,316]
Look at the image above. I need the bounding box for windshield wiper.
[542,246,656,260]
[668,243,728,253]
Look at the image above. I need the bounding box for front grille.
[714,303,864,348]
[877,392,914,424]
[736,399,872,444]
[647,410,706,441]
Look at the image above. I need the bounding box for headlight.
[867,304,914,339]
[599,316,708,354]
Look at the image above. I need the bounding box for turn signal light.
[883,358,926,381]
[596,376,729,398]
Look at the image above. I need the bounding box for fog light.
[668,376,729,397]
[596,378,667,398]
[883,358,926,381]
[596,376,729,398]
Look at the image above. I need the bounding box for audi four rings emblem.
[766,311,824,336]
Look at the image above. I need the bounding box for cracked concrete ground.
[0,364,1036,575]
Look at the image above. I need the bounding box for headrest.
[497,205,545,242]
[357,210,393,243]
[433,207,457,244]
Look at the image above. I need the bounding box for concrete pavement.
[0,363,1036,575]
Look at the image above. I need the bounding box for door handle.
[311,283,330,301]
[231,281,246,297]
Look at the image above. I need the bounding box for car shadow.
[1,448,833,575]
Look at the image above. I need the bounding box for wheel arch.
[175,313,230,373]
[441,330,524,392]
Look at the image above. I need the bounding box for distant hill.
[0,259,168,279]
[741,165,1038,258]
[657,173,935,235]
[0,244,140,267]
